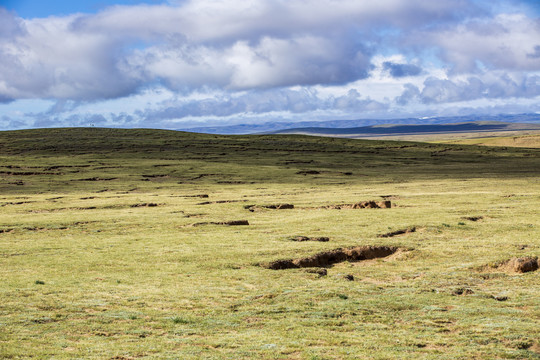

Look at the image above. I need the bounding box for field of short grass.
[440,133,540,148]
[0,128,539,359]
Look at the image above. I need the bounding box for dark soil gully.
[265,245,399,270]
[378,227,416,238]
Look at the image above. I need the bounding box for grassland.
[0,128,539,359]
[439,133,540,148]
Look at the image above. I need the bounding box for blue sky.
[0,0,539,130]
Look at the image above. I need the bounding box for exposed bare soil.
[378,227,416,238]
[130,203,159,208]
[289,236,329,242]
[197,200,248,205]
[462,216,483,221]
[320,200,391,209]
[188,220,250,227]
[265,245,399,270]
[501,257,538,273]
[245,204,294,211]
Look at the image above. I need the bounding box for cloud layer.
[0,1,539,129]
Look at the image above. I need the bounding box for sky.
[0,0,539,130]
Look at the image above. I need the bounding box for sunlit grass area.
[0,128,539,359]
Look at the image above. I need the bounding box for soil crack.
[378,227,416,238]
[187,220,249,227]
[289,236,329,242]
[264,245,399,270]
[319,200,391,209]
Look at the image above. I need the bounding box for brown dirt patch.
[188,220,249,227]
[0,228,14,234]
[74,177,117,181]
[266,204,294,209]
[245,204,294,211]
[130,203,159,208]
[0,171,59,176]
[197,200,247,205]
[283,160,314,165]
[502,257,539,273]
[462,216,483,221]
[24,226,69,231]
[183,213,206,218]
[289,236,329,242]
[1,201,35,207]
[191,173,219,180]
[378,227,416,238]
[222,220,249,226]
[264,245,399,270]
[481,256,539,274]
[452,288,474,296]
[305,268,327,277]
[142,174,170,178]
[217,180,253,184]
[321,200,391,209]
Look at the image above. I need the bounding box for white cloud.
[0,0,539,130]
[414,14,540,73]
[396,72,540,105]
[0,0,488,101]
[0,11,139,100]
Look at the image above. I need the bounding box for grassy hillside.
[440,133,540,148]
[0,128,539,359]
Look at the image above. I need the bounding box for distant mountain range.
[177,113,540,135]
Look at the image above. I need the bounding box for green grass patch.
[0,128,539,359]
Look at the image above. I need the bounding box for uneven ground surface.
[0,128,539,359]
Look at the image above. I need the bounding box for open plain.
[0,128,539,359]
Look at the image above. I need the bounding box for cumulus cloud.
[125,35,372,91]
[75,0,481,44]
[1,0,540,129]
[0,0,487,101]
[0,10,139,100]
[412,14,540,73]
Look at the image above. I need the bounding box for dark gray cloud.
[383,62,422,78]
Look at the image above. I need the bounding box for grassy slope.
[0,128,539,359]
[439,133,540,148]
